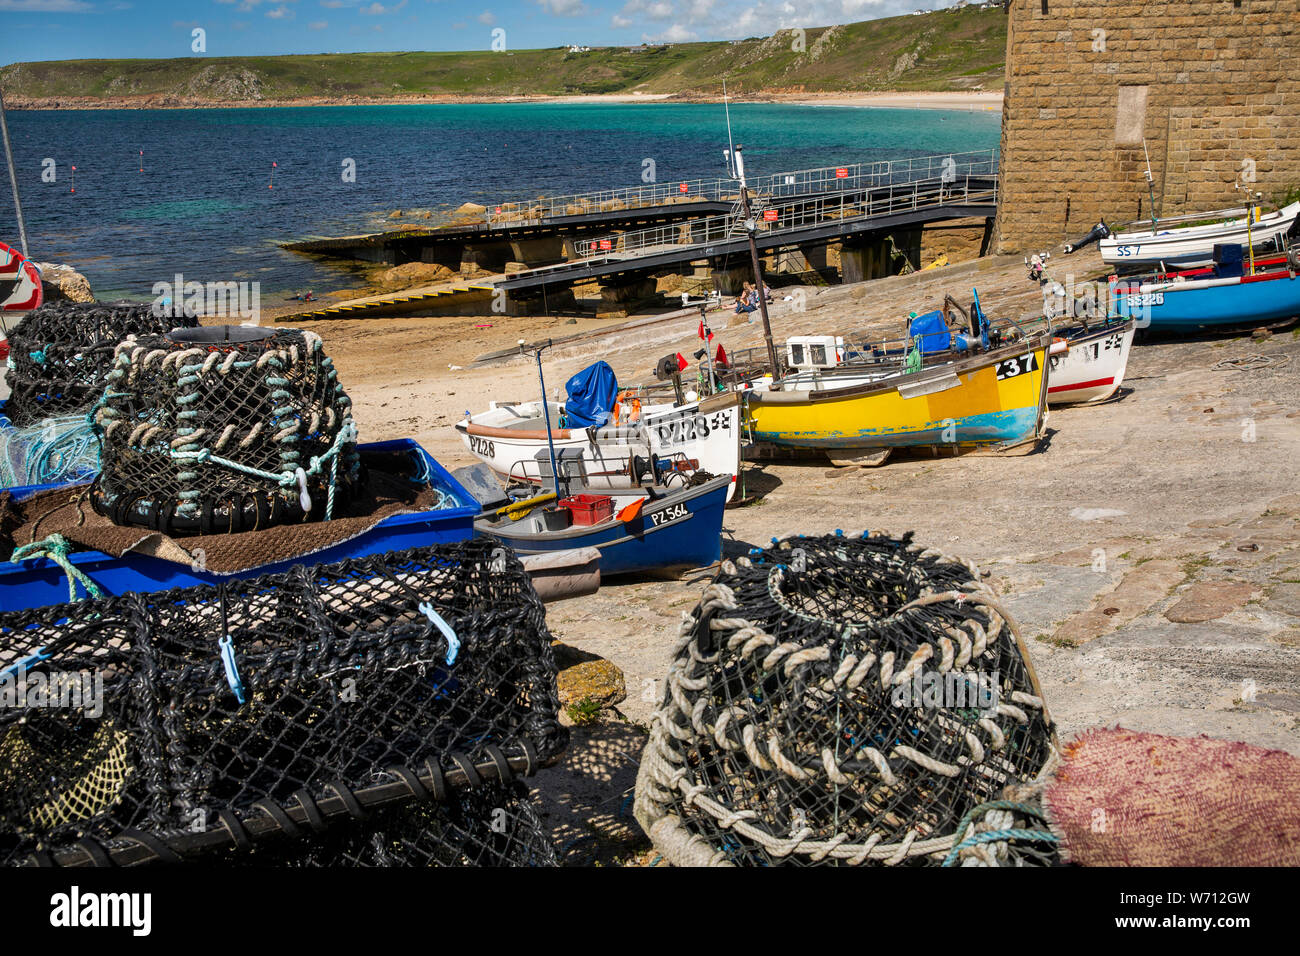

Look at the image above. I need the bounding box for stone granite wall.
[995,0,1299,253]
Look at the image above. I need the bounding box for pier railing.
[480,149,999,225]
[566,168,998,261]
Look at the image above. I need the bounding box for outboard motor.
[1064,220,1111,254]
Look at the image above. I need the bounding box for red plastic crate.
[558,493,614,526]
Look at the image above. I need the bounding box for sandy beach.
[774,90,1003,111]
[5,89,1003,112]
[286,249,1300,863]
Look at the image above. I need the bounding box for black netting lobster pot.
[0,540,567,867]
[3,301,199,427]
[90,326,361,535]
[635,532,1060,867]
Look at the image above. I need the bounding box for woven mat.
[8,470,443,575]
[1044,727,1300,866]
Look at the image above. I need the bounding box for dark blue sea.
[0,102,1000,300]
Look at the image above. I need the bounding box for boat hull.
[1113,270,1300,331]
[475,475,729,577]
[0,241,43,313]
[746,339,1049,452]
[0,439,477,612]
[1047,320,1136,405]
[1100,202,1300,268]
[458,391,743,501]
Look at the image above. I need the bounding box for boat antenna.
[722,80,736,177]
[732,144,781,383]
[522,338,564,495]
[1237,181,1261,275]
[1141,138,1160,234]
[0,85,30,259]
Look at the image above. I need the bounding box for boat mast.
[0,85,30,259]
[720,82,780,381]
[524,338,563,495]
[733,145,780,381]
[1141,139,1160,235]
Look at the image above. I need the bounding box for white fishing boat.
[1046,318,1136,406]
[456,389,744,502]
[1093,202,1299,268]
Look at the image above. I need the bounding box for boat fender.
[1050,338,1069,356]
[613,391,642,425]
[618,499,645,523]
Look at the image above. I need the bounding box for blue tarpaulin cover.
[564,360,618,428]
[909,310,951,354]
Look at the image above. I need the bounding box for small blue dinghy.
[474,474,731,577]
[1113,247,1300,332]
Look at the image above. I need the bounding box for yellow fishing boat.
[745,329,1051,456]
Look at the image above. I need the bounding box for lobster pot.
[635,532,1059,867]
[91,326,361,535]
[3,301,199,427]
[0,540,567,867]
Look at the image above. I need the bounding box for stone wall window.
[1114,86,1149,146]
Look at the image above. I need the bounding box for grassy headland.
[0,7,1007,108]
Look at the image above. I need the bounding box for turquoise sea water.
[0,102,999,299]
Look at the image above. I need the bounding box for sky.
[0,0,964,63]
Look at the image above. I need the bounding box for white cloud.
[361,0,409,12]
[536,0,588,17]
[477,10,495,23]
[308,18,328,28]
[266,4,294,18]
[643,22,696,42]
[617,0,960,40]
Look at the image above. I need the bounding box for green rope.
[942,828,1060,866]
[11,533,105,603]
[941,799,1057,867]
[903,334,924,374]
[167,420,358,520]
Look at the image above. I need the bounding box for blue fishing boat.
[474,474,731,577]
[1112,248,1300,332]
[0,438,477,612]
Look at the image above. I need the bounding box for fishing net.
[635,531,1060,867]
[89,325,361,535]
[0,539,566,867]
[0,415,100,489]
[3,301,198,428]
